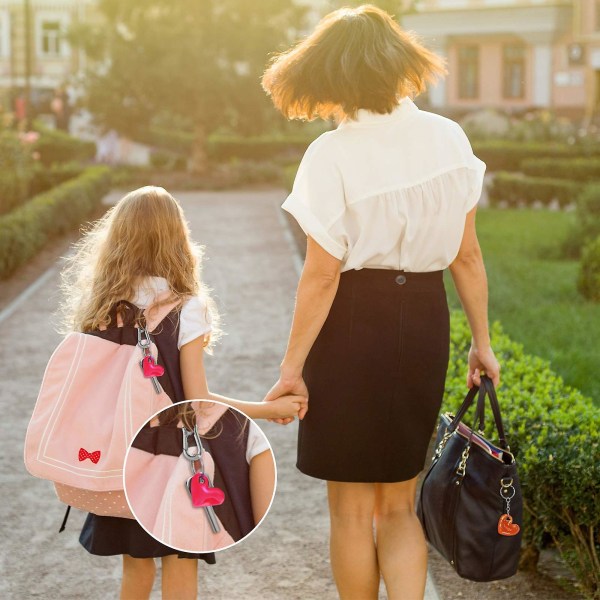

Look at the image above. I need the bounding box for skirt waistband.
[340,268,444,291]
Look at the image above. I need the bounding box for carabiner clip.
[182,425,205,474]
[137,324,153,352]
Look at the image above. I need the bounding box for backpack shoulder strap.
[143,289,182,332]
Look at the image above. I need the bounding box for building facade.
[403,0,600,122]
[0,0,98,114]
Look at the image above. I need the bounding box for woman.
[261,5,501,600]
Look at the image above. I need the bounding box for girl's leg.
[327,481,380,600]
[120,555,156,600]
[374,476,428,600]
[161,555,198,600]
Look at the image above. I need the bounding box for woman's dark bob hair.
[262,4,447,121]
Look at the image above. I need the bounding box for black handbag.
[416,375,522,581]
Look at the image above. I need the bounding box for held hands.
[263,373,309,425]
[263,394,307,421]
[468,343,500,389]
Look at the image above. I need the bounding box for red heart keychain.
[141,355,164,378]
[497,513,520,536]
[187,472,225,508]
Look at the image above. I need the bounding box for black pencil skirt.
[297,268,451,483]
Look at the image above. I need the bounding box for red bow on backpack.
[78,448,101,464]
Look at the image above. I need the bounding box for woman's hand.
[468,344,500,388]
[264,373,309,425]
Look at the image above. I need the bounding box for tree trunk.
[190,121,208,174]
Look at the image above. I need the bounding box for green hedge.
[563,184,600,258]
[0,166,112,279]
[137,127,316,161]
[29,162,86,197]
[472,140,600,172]
[578,236,600,301]
[521,157,600,182]
[489,172,582,208]
[443,311,599,598]
[207,134,312,161]
[0,131,35,215]
[32,123,97,166]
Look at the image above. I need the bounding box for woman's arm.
[449,205,500,388]
[248,450,276,524]
[263,235,342,419]
[180,337,306,420]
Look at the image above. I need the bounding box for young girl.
[57,185,306,600]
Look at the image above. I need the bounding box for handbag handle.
[447,375,508,449]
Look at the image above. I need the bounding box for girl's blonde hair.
[57,185,221,351]
[262,4,447,121]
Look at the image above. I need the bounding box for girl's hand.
[263,394,307,421]
[264,373,309,425]
[468,344,500,389]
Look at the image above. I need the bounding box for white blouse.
[132,276,212,349]
[282,96,487,272]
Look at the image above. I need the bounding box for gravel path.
[1,188,441,599]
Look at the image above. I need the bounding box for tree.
[70,0,306,172]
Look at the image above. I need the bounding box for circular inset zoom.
[123,399,276,553]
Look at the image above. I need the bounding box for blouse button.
[395,275,407,285]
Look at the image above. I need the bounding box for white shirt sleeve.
[245,421,271,464]
[178,294,213,350]
[448,121,487,212]
[281,133,348,260]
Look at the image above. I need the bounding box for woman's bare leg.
[120,555,156,600]
[161,555,198,600]
[374,476,428,600]
[327,481,380,600]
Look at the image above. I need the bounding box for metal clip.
[182,425,205,474]
[137,325,153,352]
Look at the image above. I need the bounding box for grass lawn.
[444,207,600,405]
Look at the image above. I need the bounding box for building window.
[0,11,10,58]
[41,21,62,56]
[503,45,526,99]
[458,46,479,99]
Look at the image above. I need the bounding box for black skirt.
[297,268,450,483]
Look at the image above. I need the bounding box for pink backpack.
[24,291,181,519]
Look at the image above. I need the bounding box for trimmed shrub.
[32,123,97,166]
[207,134,313,161]
[443,311,599,598]
[562,184,600,258]
[137,127,316,161]
[0,166,112,279]
[521,157,600,182]
[0,131,35,215]
[471,140,600,172]
[577,236,600,301]
[29,162,85,197]
[488,172,582,208]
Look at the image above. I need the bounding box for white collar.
[338,96,418,128]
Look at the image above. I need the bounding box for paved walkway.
[1,188,439,599]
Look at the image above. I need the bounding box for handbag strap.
[447,375,508,450]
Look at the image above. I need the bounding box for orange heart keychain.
[497,513,520,536]
[498,478,520,536]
